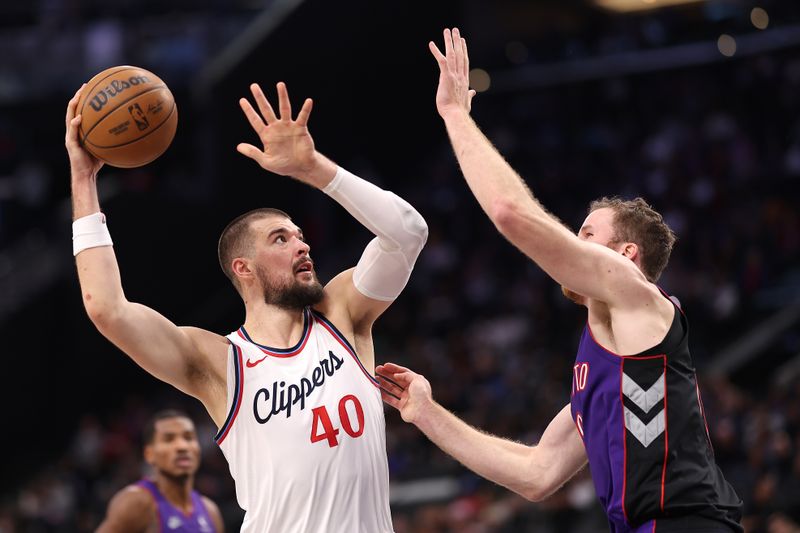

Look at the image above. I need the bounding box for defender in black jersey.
[571,293,741,532]
[377,27,742,533]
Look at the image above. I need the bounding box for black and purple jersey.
[569,298,742,533]
[136,479,217,533]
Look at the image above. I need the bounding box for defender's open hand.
[429,28,476,119]
[376,362,434,425]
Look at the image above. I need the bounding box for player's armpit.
[96,486,154,533]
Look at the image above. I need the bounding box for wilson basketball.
[76,66,178,168]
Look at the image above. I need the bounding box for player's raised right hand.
[65,84,104,179]
[237,82,319,181]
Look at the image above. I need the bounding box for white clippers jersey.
[214,308,394,533]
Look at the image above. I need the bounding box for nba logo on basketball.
[128,103,149,130]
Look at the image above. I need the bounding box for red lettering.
[310,395,366,447]
[339,395,365,438]
[310,406,339,447]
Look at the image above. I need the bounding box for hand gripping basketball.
[74,66,178,168]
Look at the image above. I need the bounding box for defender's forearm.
[413,400,544,500]
[442,110,550,228]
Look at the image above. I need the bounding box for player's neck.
[243,302,307,348]
[155,474,194,512]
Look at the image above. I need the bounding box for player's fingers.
[376,373,401,393]
[452,28,464,71]
[65,117,85,147]
[376,371,405,391]
[276,82,292,121]
[379,388,401,408]
[461,37,470,77]
[379,385,401,402]
[239,97,266,135]
[295,98,313,127]
[380,362,413,375]
[236,143,264,162]
[250,83,278,124]
[429,41,446,67]
[443,28,454,62]
[66,84,84,127]
[468,89,476,109]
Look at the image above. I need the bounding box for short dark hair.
[589,197,676,282]
[142,409,192,445]
[217,208,291,291]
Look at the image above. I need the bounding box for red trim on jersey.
[620,358,630,525]
[695,380,714,451]
[661,356,669,512]
[238,320,313,358]
[657,287,685,317]
[652,519,657,532]
[216,346,244,445]
[314,316,379,388]
[587,324,669,360]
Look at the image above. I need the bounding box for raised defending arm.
[430,29,651,307]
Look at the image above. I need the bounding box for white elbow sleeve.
[323,166,428,300]
[353,238,414,301]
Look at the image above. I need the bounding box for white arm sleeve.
[322,166,428,301]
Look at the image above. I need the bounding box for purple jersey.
[569,298,742,533]
[136,479,217,533]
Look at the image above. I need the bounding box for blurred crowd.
[2,8,800,533]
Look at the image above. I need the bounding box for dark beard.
[266,279,324,310]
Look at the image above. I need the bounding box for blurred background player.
[65,80,427,532]
[97,410,224,533]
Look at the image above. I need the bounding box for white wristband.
[72,212,113,256]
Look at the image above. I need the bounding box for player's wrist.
[72,212,113,256]
[295,153,336,189]
[439,105,471,123]
[70,164,97,180]
[409,395,438,429]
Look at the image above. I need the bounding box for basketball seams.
[79,85,169,145]
[87,103,177,168]
[84,95,175,149]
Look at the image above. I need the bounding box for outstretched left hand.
[376,362,435,426]
[237,82,318,180]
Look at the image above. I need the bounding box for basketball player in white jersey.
[65,81,428,532]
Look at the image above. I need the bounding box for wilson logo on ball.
[77,65,177,168]
[89,75,151,112]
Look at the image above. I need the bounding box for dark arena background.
[2,0,800,531]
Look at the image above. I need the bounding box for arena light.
[593,0,705,12]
